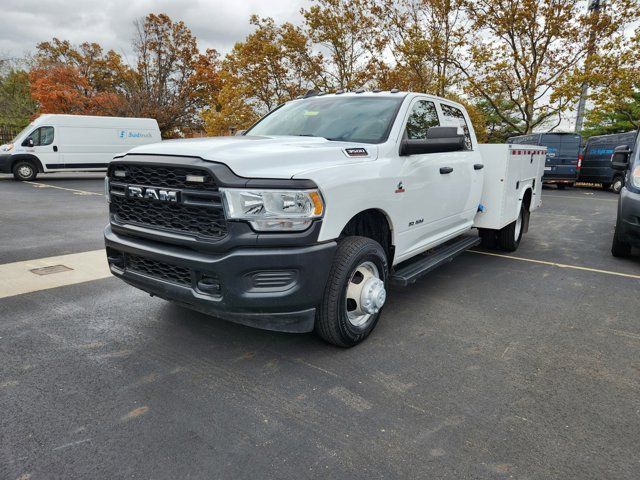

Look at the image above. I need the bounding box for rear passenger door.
[438,102,481,226]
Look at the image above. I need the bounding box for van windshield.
[246,96,404,144]
[11,125,33,143]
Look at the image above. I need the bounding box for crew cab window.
[440,104,472,150]
[22,127,54,147]
[405,100,439,139]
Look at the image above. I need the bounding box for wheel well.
[11,154,44,173]
[340,209,394,263]
[522,188,533,211]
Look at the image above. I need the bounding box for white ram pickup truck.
[104,92,545,347]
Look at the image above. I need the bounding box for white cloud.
[0,0,311,61]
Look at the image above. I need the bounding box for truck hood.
[124,135,378,178]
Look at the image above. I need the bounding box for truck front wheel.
[497,204,525,252]
[315,236,389,347]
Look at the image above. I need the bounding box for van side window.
[405,100,440,140]
[441,104,472,150]
[22,127,54,147]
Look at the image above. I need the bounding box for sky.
[0,0,311,61]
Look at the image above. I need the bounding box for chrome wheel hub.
[345,261,385,327]
[360,277,386,315]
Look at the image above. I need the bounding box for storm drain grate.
[30,265,73,276]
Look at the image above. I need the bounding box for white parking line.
[0,250,111,299]
[543,194,618,203]
[24,181,103,196]
[469,250,640,280]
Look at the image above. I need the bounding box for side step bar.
[391,235,481,287]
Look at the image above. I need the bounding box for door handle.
[474,164,484,170]
[440,167,454,174]
[53,145,58,152]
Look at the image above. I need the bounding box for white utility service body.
[104,92,545,347]
[0,114,161,181]
[474,144,546,231]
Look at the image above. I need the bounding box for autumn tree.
[455,0,639,136]
[374,0,467,96]
[124,13,221,137]
[583,16,640,136]
[30,39,129,115]
[0,65,37,129]
[302,0,380,90]
[204,16,321,136]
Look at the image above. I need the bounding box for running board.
[391,235,480,287]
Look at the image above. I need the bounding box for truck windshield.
[246,96,404,144]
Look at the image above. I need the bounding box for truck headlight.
[632,166,640,189]
[220,188,324,231]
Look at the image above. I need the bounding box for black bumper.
[104,225,336,333]
[618,187,640,247]
[0,154,12,173]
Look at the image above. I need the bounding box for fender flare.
[9,154,44,173]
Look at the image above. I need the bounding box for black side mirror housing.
[401,126,465,156]
[23,138,34,148]
[612,145,631,171]
[234,129,247,136]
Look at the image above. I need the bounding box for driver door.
[397,99,455,257]
[23,126,60,169]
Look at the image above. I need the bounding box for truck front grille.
[110,195,227,239]
[125,253,192,287]
[108,164,228,241]
[110,164,218,191]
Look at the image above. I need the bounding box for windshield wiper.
[294,134,347,142]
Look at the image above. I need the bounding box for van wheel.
[12,161,38,181]
[612,177,624,194]
[602,182,611,191]
[497,204,524,252]
[315,236,389,347]
[611,221,631,257]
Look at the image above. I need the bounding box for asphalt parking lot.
[1,174,639,479]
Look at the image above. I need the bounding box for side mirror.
[400,126,465,156]
[23,138,34,148]
[612,145,631,171]
[234,129,247,136]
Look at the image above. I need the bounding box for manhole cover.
[30,265,73,276]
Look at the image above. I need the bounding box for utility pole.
[575,0,605,133]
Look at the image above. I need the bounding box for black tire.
[612,176,624,194]
[556,184,566,190]
[497,204,525,252]
[12,161,38,181]
[315,236,389,347]
[478,228,496,248]
[602,182,612,191]
[611,220,631,257]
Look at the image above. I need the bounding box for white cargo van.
[0,114,161,181]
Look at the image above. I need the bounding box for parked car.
[104,91,545,347]
[611,140,640,256]
[0,114,161,181]
[580,131,638,193]
[508,132,582,188]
